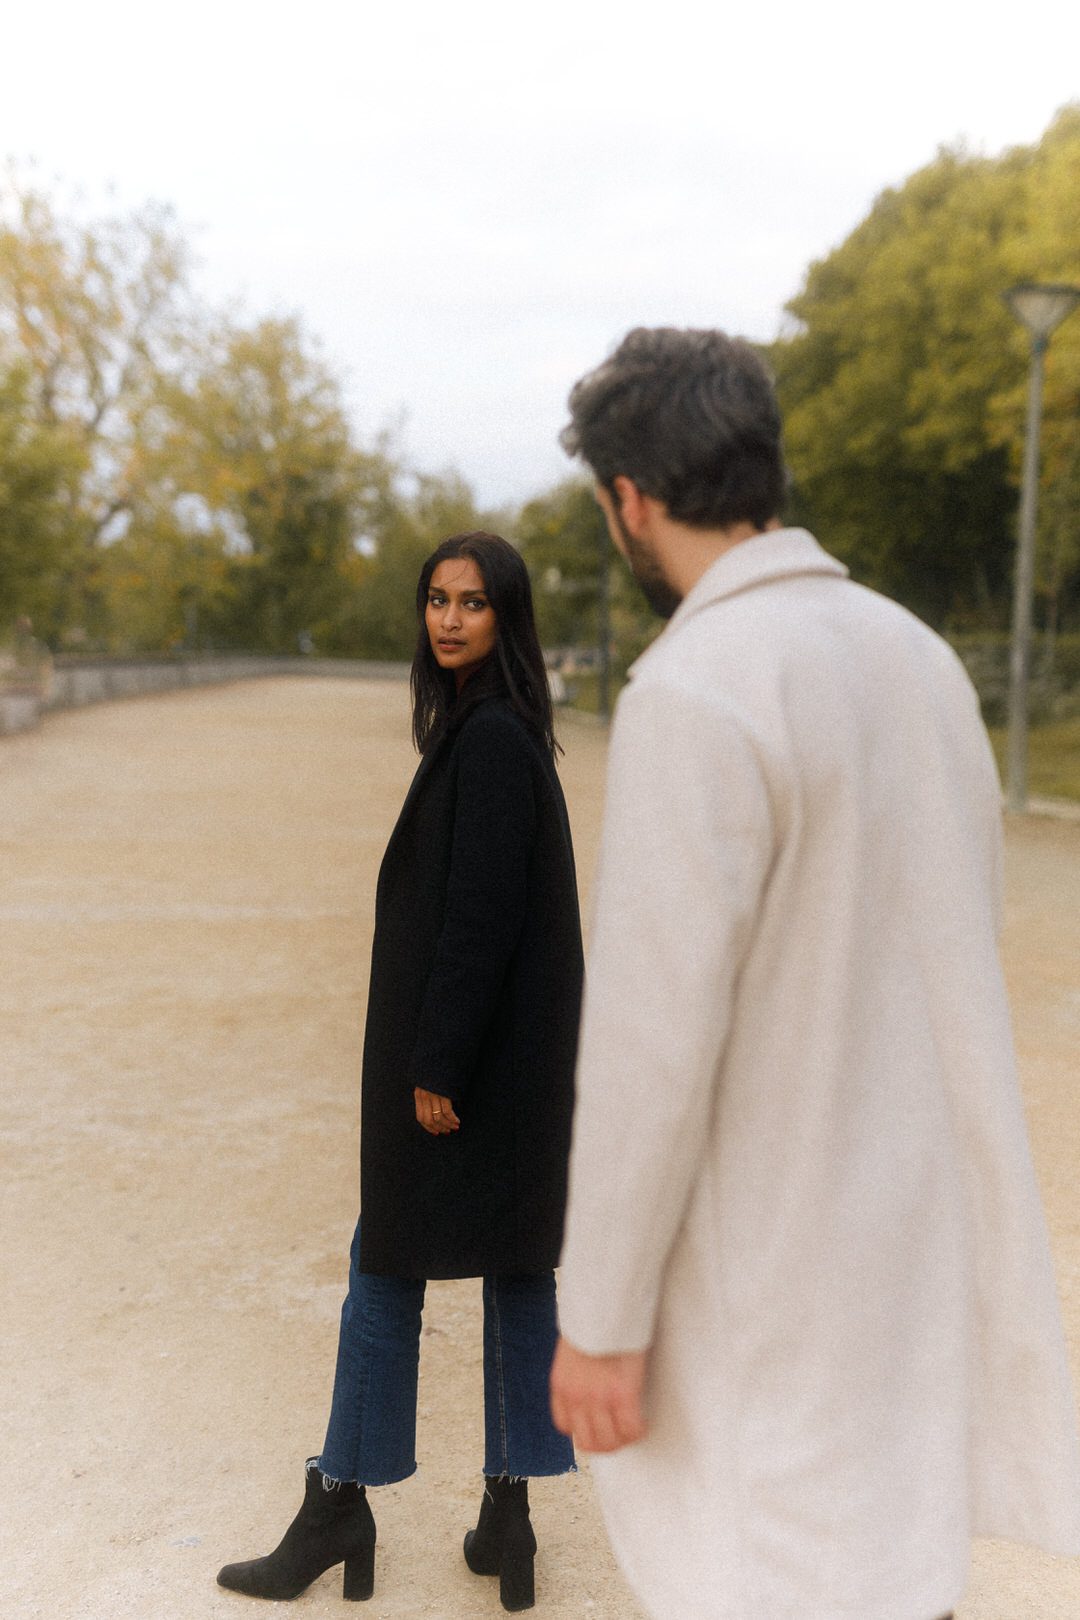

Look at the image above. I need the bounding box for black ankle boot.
[217,1458,376,1601]
[463,1475,537,1612]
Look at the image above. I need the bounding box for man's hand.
[549,1335,648,1453]
[414,1088,460,1134]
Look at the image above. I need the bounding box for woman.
[217,533,583,1612]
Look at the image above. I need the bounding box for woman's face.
[425,557,498,689]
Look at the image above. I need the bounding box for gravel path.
[2,677,1079,1619]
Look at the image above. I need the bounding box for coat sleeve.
[557,676,774,1353]
[407,712,537,1107]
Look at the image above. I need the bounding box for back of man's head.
[561,327,786,531]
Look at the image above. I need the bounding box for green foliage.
[0,359,86,629]
[0,172,203,643]
[517,480,605,649]
[772,104,1080,631]
[0,176,192,542]
[0,172,492,658]
[516,478,659,673]
[146,316,393,653]
[326,469,496,660]
[11,107,1080,658]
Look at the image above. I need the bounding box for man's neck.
[655,516,783,603]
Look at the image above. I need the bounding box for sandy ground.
[2,675,1080,1620]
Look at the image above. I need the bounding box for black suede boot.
[217,1458,376,1601]
[463,1475,537,1612]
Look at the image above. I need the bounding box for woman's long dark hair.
[410,531,558,760]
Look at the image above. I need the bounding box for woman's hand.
[414,1088,460,1135]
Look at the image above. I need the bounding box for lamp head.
[1003,282,1080,342]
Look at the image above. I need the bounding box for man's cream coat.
[558,530,1080,1620]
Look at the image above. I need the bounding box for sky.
[4,0,1080,508]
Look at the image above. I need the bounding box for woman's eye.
[466,599,487,611]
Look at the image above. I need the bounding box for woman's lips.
[438,639,465,649]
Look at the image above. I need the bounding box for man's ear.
[611,475,649,537]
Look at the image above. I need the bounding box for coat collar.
[629,528,848,677]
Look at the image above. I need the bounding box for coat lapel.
[382,732,448,857]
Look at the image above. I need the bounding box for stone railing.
[0,630,52,736]
[0,652,410,737]
[949,633,1080,727]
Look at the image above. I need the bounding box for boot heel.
[499,1547,535,1612]
[343,1544,375,1601]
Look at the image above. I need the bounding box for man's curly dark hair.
[560,327,787,530]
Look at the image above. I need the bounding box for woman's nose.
[442,602,462,629]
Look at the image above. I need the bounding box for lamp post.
[1001,281,1080,813]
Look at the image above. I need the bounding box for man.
[549,328,1080,1620]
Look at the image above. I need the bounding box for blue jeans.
[318,1220,576,1487]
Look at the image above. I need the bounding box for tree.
[0,178,193,525]
[771,105,1080,630]
[0,173,501,656]
[143,316,393,653]
[517,477,659,673]
[517,480,606,650]
[1006,108,1080,628]
[0,359,85,631]
[333,469,497,660]
[0,173,203,642]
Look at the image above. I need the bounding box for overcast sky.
[5,0,1079,507]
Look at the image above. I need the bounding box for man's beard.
[613,507,682,620]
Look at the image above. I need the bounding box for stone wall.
[1,655,410,737]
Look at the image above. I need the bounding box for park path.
[2,676,1080,1620]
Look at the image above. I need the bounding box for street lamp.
[1001,281,1080,813]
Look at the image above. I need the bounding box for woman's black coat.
[358,697,584,1279]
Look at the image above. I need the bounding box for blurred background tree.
[517,479,659,685]
[0,358,86,628]
[0,173,493,657]
[771,104,1080,632]
[332,468,499,659]
[5,107,1079,669]
[142,315,394,653]
[0,175,194,641]
[518,481,605,651]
